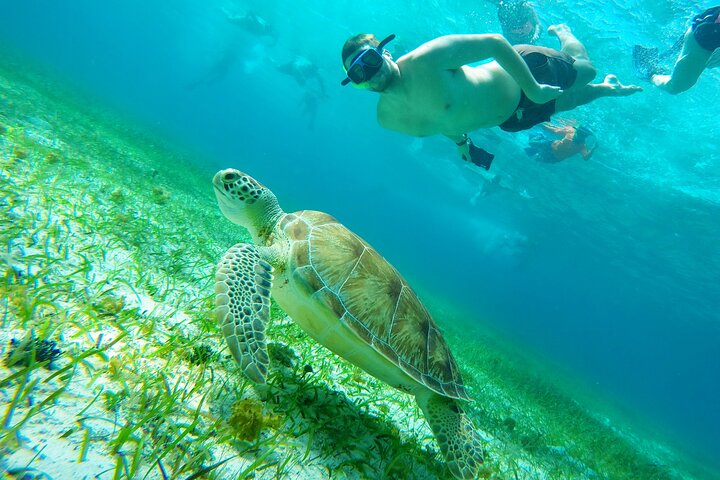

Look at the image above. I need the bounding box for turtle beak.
[213,170,237,211]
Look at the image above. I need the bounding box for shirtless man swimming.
[340,25,641,170]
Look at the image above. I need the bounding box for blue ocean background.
[2,0,718,474]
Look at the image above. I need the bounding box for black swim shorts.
[692,6,720,52]
[499,45,578,133]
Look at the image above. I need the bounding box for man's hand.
[525,83,563,104]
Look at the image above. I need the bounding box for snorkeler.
[298,89,324,130]
[224,10,278,45]
[470,174,515,204]
[633,6,720,94]
[485,0,542,45]
[274,56,326,96]
[524,123,597,163]
[340,26,640,171]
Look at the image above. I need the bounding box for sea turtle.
[213,168,484,479]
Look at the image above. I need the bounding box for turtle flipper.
[215,243,274,383]
[416,392,484,479]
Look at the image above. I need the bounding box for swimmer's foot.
[650,74,671,88]
[601,74,643,95]
[547,24,572,38]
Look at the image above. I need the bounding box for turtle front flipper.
[416,391,485,479]
[215,243,274,383]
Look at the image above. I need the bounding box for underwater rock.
[4,335,62,369]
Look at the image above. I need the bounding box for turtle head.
[213,169,283,241]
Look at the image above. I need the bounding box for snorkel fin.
[632,45,660,80]
[468,144,495,170]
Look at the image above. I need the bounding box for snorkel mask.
[341,34,396,86]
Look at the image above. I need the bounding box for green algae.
[0,49,716,480]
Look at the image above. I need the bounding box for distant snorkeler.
[525,122,597,163]
[485,0,542,45]
[469,174,515,204]
[223,9,278,45]
[298,89,324,130]
[273,56,327,95]
[633,5,720,94]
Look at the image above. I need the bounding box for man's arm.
[414,34,562,104]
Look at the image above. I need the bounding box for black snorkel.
[376,33,396,50]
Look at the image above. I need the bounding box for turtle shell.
[279,210,468,400]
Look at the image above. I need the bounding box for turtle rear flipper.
[416,391,484,479]
[216,243,274,383]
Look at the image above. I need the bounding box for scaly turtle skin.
[213,168,484,479]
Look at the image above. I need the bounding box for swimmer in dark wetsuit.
[224,9,278,45]
[638,6,720,94]
[274,56,327,96]
[339,25,640,170]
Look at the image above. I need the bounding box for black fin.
[469,144,495,170]
[633,45,660,80]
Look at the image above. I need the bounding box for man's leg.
[555,75,642,112]
[651,28,713,94]
[548,24,597,87]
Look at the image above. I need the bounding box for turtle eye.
[222,172,239,183]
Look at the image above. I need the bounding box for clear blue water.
[2,0,718,472]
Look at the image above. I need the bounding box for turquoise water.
[1,0,718,475]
